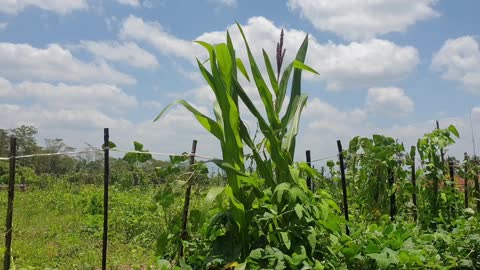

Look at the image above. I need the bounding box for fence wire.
[311,154,338,163]
[0,149,217,161]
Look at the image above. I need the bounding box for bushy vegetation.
[1,22,479,269]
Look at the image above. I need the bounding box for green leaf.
[235,263,247,270]
[293,60,319,75]
[236,22,280,129]
[208,159,248,177]
[206,186,225,203]
[236,58,250,82]
[123,152,137,164]
[307,231,317,255]
[102,141,116,150]
[276,63,293,113]
[294,204,304,219]
[263,49,279,94]
[249,248,264,259]
[282,95,308,157]
[133,141,144,152]
[154,99,224,142]
[280,231,291,250]
[448,124,460,138]
[283,35,308,129]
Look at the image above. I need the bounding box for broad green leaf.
[448,124,460,138]
[235,263,247,270]
[123,152,137,164]
[294,203,304,219]
[133,141,144,152]
[206,186,225,203]
[280,231,291,250]
[102,141,116,150]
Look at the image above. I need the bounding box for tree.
[10,125,40,155]
[0,129,9,157]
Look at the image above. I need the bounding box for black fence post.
[179,140,197,257]
[102,128,110,270]
[464,153,469,209]
[4,137,16,270]
[436,121,446,169]
[449,160,455,188]
[474,156,480,213]
[411,158,417,222]
[388,168,397,221]
[337,140,350,236]
[306,150,312,191]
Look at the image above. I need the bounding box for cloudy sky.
[0,0,479,161]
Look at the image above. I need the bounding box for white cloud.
[119,15,202,62]
[77,41,159,69]
[122,16,419,91]
[309,39,419,91]
[473,107,480,121]
[116,0,140,7]
[297,99,472,162]
[198,17,419,91]
[0,0,87,15]
[0,78,138,112]
[366,87,414,117]
[0,42,135,85]
[209,0,236,7]
[0,104,132,131]
[303,97,367,136]
[287,0,439,40]
[0,22,7,30]
[432,36,480,93]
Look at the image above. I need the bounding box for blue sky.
[0,0,479,160]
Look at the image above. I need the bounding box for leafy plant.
[155,22,337,267]
[417,125,461,228]
[123,141,153,186]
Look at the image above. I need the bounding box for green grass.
[0,185,163,269]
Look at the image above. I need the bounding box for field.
[0,184,207,269]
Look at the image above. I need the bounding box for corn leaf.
[154,99,223,142]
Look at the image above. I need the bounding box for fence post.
[474,156,480,212]
[436,121,446,169]
[449,160,455,188]
[411,158,417,222]
[102,128,110,270]
[179,140,197,257]
[464,153,469,209]
[387,168,397,221]
[337,140,350,235]
[306,150,312,191]
[4,137,16,270]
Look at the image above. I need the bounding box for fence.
[1,126,479,269]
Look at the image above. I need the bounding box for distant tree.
[33,138,76,175]
[0,129,9,156]
[10,125,40,155]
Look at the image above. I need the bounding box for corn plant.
[155,23,344,266]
